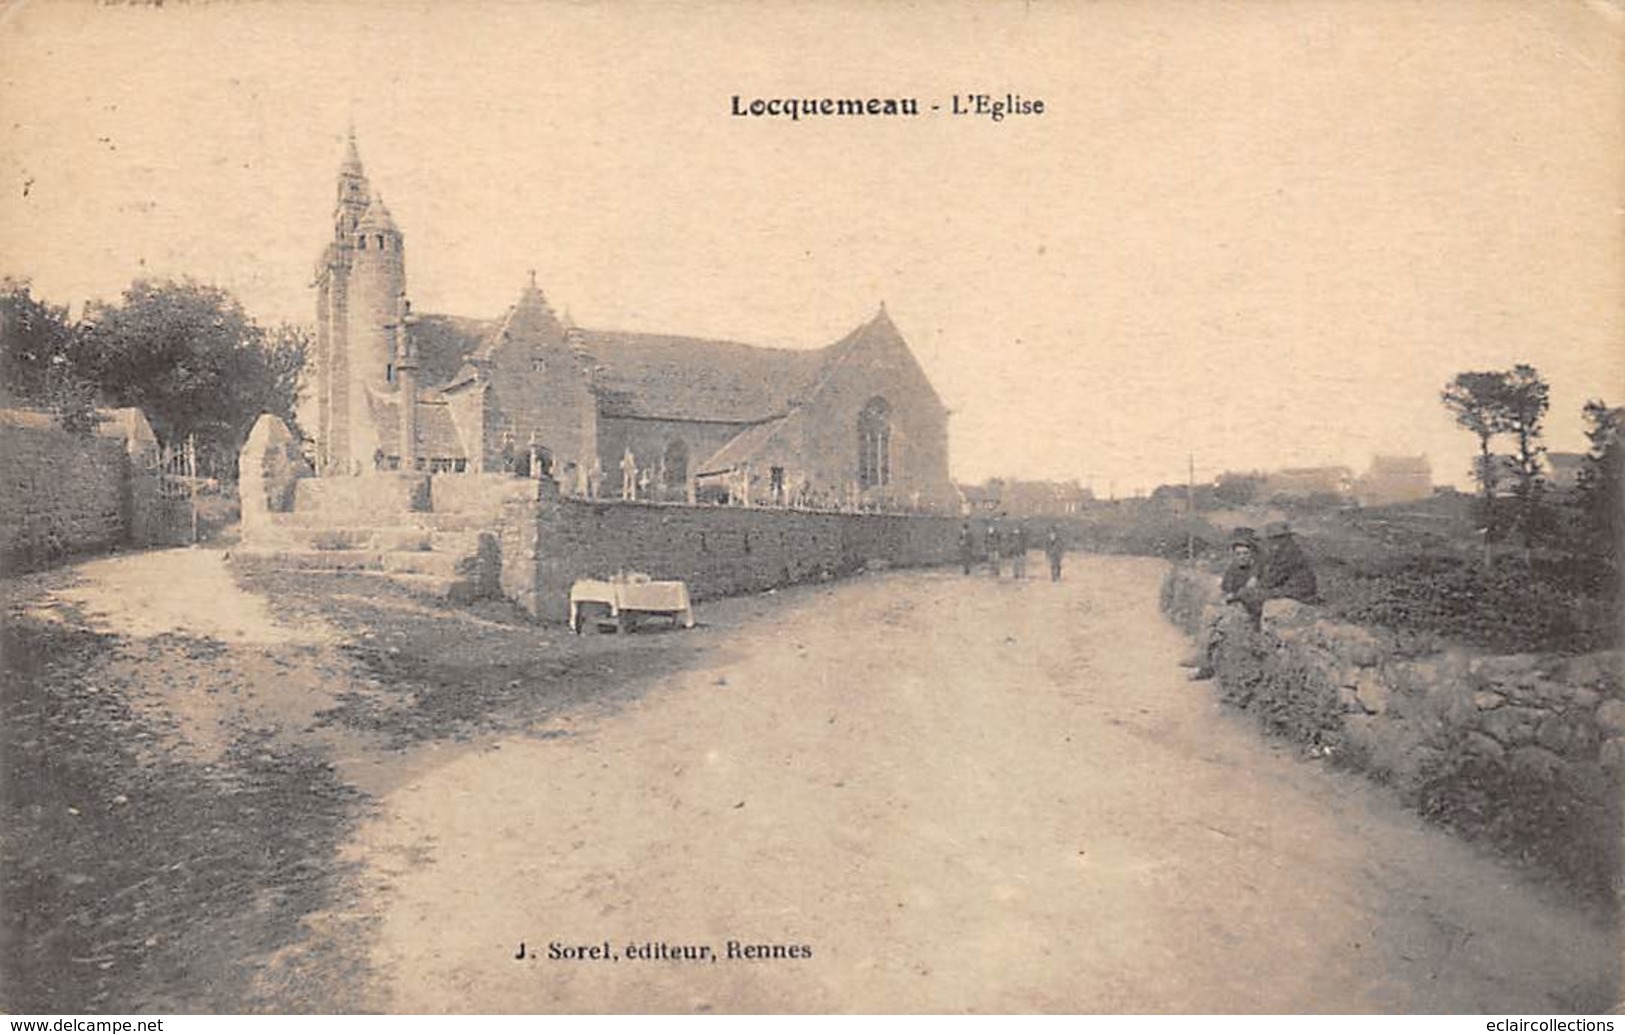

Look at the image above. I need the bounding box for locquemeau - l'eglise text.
[729,94,1044,121]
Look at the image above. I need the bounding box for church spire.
[335,126,371,236]
[341,123,363,176]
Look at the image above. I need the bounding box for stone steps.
[237,520,491,602]
[250,523,481,555]
[232,546,481,601]
[263,511,491,532]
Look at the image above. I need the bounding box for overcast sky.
[2,0,1620,493]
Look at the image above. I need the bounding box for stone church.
[309,133,956,511]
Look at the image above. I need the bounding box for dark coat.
[1220,554,1258,596]
[1259,535,1317,601]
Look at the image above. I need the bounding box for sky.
[2,0,1621,495]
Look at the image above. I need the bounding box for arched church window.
[858,396,891,489]
[376,234,386,250]
[663,440,689,491]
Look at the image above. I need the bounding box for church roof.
[696,417,790,476]
[356,196,398,233]
[411,314,498,385]
[364,390,468,459]
[471,272,565,362]
[410,301,905,424]
[580,330,830,423]
[340,127,365,178]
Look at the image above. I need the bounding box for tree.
[251,321,311,442]
[1441,370,1509,529]
[0,278,96,432]
[81,279,306,475]
[1496,364,1551,546]
[1577,399,1623,564]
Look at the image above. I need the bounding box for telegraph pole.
[1186,452,1196,564]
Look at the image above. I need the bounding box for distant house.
[955,478,1093,517]
[1356,455,1432,507]
[1546,452,1586,492]
[1265,466,1354,501]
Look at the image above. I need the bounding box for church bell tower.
[313,129,409,473]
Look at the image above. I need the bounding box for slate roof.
[364,390,468,460]
[356,197,399,234]
[580,331,829,423]
[696,417,790,476]
[1367,455,1431,476]
[470,273,566,364]
[407,301,909,426]
[411,314,497,386]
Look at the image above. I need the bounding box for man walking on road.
[1045,524,1065,581]
[959,522,976,575]
[1010,522,1029,579]
[985,519,1002,577]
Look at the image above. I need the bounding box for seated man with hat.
[1184,526,1263,681]
[1237,520,1318,611]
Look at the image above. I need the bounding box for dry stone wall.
[1162,563,1623,899]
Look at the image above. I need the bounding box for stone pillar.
[397,362,418,472]
[238,414,307,544]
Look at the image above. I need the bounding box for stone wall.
[1161,563,1624,898]
[0,412,189,572]
[291,472,430,517]
[502,493,960,621]
[428,472,542,514]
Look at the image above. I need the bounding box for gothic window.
[358,235,367,250]
[376,234,386,250]
[663,439,689,490]
[857,396,891,489]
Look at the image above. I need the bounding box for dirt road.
[347,557,1617,1013]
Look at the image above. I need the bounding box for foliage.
[1439,366,1551,545]
[0,279,97,433]
[1576,400,1624,566]
[1067,506,1221,561]
[1498,364,1551,544]
[1416,748,1620,904]
[1213,630,1344,749]
[1317,551,1618,654]
[1441,370,1509,514]
[1,277,309,475]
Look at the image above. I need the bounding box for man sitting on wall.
[1237,520,1318,611]
[1185,526,1263,682]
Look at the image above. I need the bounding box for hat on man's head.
[1263,521,1293,538]
[1228,526,1259,548]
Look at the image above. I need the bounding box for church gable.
[689,307,955,508]
[787,307,953,506]
[471,275,597,476]
[802,306,946,419]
